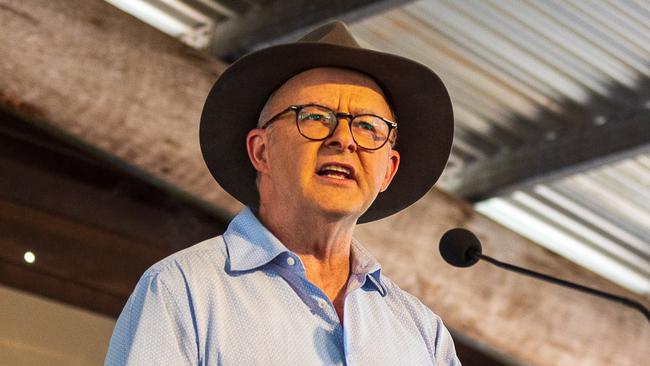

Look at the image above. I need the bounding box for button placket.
[314,296,338,324]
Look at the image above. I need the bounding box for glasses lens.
[296,106,335,139]
[351,115,390,149]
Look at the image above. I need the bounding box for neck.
[257,202,355,316]
[258,202,355,265]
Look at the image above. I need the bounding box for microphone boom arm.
[471,251,650,322]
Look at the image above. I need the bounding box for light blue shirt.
[105,207,460,365]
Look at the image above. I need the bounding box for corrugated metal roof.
[474,155,650,294]
[352,0,649,295]
[352,0,649,160]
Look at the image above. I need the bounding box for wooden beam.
[0,0,241,217]
[452,111,650,201]
[208,0,413,60]
[0,198,162,293]
[0,108,227,249]
[0,259,126,318]
[356,189,650,366]
[0,108,228,317]
[0,199,152,316]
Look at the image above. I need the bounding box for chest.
[190,270,435,365]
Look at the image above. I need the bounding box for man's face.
[248,67,400,221]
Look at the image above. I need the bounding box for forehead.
[267,67,392,113]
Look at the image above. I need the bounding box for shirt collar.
[351,238,387,296]
[223,207,289,272]
[223,207,387,295]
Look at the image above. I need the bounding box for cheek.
[268,143,316,183]
[363,155,390,187]
[376,165,390,187]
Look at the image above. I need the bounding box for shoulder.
[379,275,453,342]
[379,274,460,363]
[139,235,227,288]
[381,275,443,323]
[106,239,227,364]
[119,235,228,326]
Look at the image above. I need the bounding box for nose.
[324,117,357,153]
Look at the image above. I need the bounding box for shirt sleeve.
[433,317,462,366]
[104,272,198,366]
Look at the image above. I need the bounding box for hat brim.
[200,42,453,223]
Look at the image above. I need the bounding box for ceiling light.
[24,251,36,264]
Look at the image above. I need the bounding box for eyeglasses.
[260,104,398,151]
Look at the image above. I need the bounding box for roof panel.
[353,0,650,296]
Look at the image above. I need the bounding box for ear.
[379,149,400,192]
[246,128,270,174]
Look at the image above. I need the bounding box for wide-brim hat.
[200,21,453,223]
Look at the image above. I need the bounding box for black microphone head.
[439,228,482,267]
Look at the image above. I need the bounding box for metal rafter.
[208,0,413,61]
[452,110,650,201]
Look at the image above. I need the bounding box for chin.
[312,199,370,221]
[301,185,377,220]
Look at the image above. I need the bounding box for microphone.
[439,228,650,322]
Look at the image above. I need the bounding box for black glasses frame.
[259,104,398,151]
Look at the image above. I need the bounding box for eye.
[357,120,376,131]
[299,106,333,123]
[306,113,327,121]
[353,116,390,143]
[353,117,380,133]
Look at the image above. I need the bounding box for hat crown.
[200,21,453,223]
[297,21,361,48]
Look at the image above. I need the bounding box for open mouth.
[317,164,354,180]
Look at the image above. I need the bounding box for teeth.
[321,165,350,175]
[324,173,346,180]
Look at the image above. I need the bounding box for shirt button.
[317,298,328,309]
[286,256,296,266]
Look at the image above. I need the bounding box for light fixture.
[24,251,36,264]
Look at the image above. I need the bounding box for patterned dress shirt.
[105,207,460,365]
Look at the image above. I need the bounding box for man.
[106,21,459,365]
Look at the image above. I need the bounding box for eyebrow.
[307,102,388,117]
